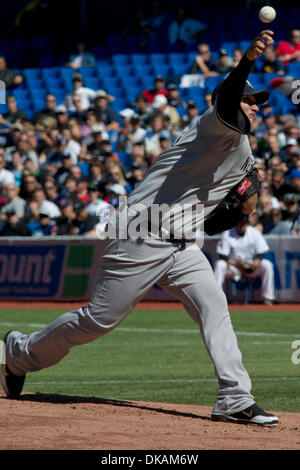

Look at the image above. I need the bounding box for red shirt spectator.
[276,29,300,65]
[142,75,169,103]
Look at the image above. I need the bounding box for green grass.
[1,307,300,412]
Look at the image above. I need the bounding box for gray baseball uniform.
[5,55,262,415]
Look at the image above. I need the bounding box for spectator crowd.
[0,26,299,238]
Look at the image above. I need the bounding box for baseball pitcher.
[1,31,278,426]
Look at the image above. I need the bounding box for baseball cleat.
[211,403,278,426]
[1,331,26,399]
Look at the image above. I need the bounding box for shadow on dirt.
[4,392,211,421]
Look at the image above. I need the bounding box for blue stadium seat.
[26,78,45,89]
[185,86,205,97]
[32,98,45,110]
[131,53,149,66]
[97,64,115,78]
[111,98,129,111]
[41,68,61,79]
[167,53,187,64]
[149,53,168,65]
[239,40,252,52]
[114,65,134,77]
[287,62,300,78]
[112,54,130,66]
[30,89,47,100]
[220,42,238,56]
[140,76,155,89]
[44,78,65,89]
[23,68,42,81]
[133,64,154,77]
[84,77,101,89]
[102,76,121,90]
[47,88,67,102]
[248,73,264,85]
[204,75,222,93]
[125,86,143,103]
[105,86,125,99]
[186,51,198,65]
[152,64,172,79]
[78,67,97,78]
[12,89,30,101]
[120,76,141,88]
[169,63,189,76]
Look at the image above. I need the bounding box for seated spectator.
[89,160,107,188]
[0,55,23,89]
[232,48,244,68]
[87,124,107,158]
[268,207,293,235]
[86,183,111,218]
[60,127,82,164]
[104,183,127,208]
[107,161,132,194]
[69,93,87,121]
[159,131,171,151]
[204,92,212,109]
[117,110,146,155]
[56,199,78,235]
[145,112,166,159]
[183,99,199,127]
[27,188,61,221]
[258,194,280,233]
[0,210,30,236]
[0,153,15,186]
[260,46,285,74]
[167,83,186,110]
[65,73,96,112]
[32,94,57,126]
[19,173,40,200]
[127,161,147,189]
[92,90,120,131]
[168,7,207,45]
[74,202,99,236]
[59,175,79,204]
[66,41,96,69]
[142,75,169,104]
[152,94,180,132]
[1,183,26,218]
[76,178,90,203]
[4,94,26,123]
[276,29,300,65]
[191,43,218,76]
[9,151,24,186]
[43,180,62,206]
[216,48,234,74]
[27,208,57,237]
[279,138,300,169]
[214,217,275,305]
[281,192,300,235]
[134,94,152,126]
[54,105,69,130]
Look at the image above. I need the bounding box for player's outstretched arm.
[215,30,274,133]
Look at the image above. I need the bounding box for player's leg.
[157,245,255,415]
[3,238,176,378]
[251,259,275,302]
[214,259,241,288]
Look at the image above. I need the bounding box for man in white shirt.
[214,217,275,305]
[0,154,14,186]
[65,73,96,112]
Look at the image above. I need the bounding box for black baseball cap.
[212,80,269,105]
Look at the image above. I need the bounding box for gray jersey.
[127,103,254,238]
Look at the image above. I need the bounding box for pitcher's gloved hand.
[204,167,262,236]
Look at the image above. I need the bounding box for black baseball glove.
[204,167,262,236]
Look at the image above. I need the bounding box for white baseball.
[259,6,276,23]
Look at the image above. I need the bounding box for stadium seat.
[12,89,30,101]
[84,77,101,89]
[112,54,130,66]
[167,53,187,64]
[149,53,168,65]
[102,76,121,89]
[204,75,222,93]
[186,51,198,65]
[78,67,97,78]
[105,86,125,99]
[287,62,300,78]
[44,78,65,89]
[41,67,61,79]
[152,65,172,79]
[114,64,134,77]
[23,68,42,81]
[140,76,155,89]
[220,41,238,56]
[97,64,115,78]
[120,76,142,88]
[25,78,45,89]
[131,53,149,66]
[111,98,129,111]
[169,63,189,76]
[47,88,67,102]
[30,89,47,100]
[125,86,143,103]
[133,64,154,77]
[248,73,264,85]
[32,98,45,110]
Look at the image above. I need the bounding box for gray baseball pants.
[5,236,254,414]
